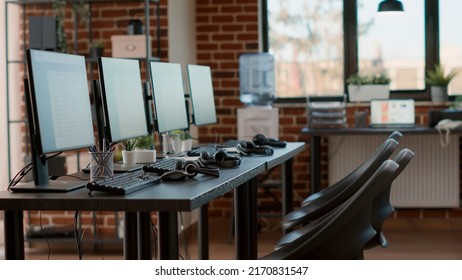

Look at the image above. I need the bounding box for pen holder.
[89,151,114,181]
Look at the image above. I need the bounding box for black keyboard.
[142,157,178,174]
[86,170,161,195]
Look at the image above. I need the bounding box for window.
[358,0,425,91]
[440,0,462,95]
[266,0,344,97]
[263,0,454,100]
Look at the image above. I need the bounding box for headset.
[161,160,220,181]
[199,150,242,168]
[252,133,287,148]
[236,141,274,156]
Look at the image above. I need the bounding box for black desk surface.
[242,142,306,169]
[0,142,305,213]
[0,160,265,212]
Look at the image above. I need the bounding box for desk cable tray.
[307,95,347,128]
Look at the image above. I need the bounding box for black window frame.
[262,0,440,103]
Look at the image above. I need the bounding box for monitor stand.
[10,154,87,193]
[10,180,86,193]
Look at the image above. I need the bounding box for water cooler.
[237,53,279,141]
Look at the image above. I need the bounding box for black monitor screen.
[27,49,95,154]
[187,64,217,126]
[150,61,189,133]
[98,57,148,143]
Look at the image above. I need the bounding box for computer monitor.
[97,57,148,144]
[149,61,189,133]
[187,64,218,126]
[11,49,95,192]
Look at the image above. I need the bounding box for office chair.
[260,159,401,260]
[282,135,401,230]
[301,130,402,207]
[365,148,415,249]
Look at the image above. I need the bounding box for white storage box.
[111,35,151,58]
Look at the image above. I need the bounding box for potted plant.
[346,73,390,102]
[121,134,155,164]
[425,64,458,102]
[167,130,195,154]
[89,40,105,58]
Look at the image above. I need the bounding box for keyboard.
[86,170,161,195]
[142,157,178,174]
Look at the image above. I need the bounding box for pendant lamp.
[378,0,404,12]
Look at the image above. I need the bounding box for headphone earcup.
[183,160,220,178]
[252,134,267,145]
[182,161,199,177]
[237,140,274,156]
[252,133,287,148]
[200,150,242,168]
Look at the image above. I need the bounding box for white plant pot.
[122,150,136,165]
[169,134,182,154]
[181,139,193,152]
[348,85,390,102]
[134,150,156,164]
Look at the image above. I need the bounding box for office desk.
[301,126,461,194]
[0,142,305,260]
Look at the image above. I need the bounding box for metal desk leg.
[4,210,24,260]
[198,204,209,260]
[248,177,258,259]
[123,212,138,260]
[158,211,179,260]
[281,159,293,234]
[137,211,152,259]
[234,177,258,260]
[311,135,321,194]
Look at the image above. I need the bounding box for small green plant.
[425,64,458,86]
[121,135,154,151]
[346,73,390,85]
[450,95,462,109]
[170,130,195,141]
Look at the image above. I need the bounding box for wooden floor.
[1,216,462,260]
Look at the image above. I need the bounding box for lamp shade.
[378,0,404,12]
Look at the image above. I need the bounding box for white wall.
[168,0,196,71]
[167,0,198,138]
[167,0,198,229]
[1,3,21,190]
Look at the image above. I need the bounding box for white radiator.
[328,134,460,208]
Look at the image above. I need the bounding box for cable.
[150,217,158,260]
[38,211,51,260]
[179,212,190,260]
[8,152,63,190]
[74,211,83,260]
[328,135,345,161]
[49,174,87,181]
[7,163,33,190]
[90,211,105,260]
